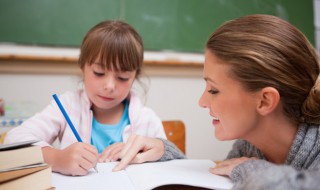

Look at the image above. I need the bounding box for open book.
[52,159,233,190]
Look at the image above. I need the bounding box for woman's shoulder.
[232,139,253,149]
[227,139,264,159]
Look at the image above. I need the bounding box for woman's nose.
[198,91,207,108]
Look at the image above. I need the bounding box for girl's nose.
[103,77,115,92]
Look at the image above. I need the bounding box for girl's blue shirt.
[90,100,130,153]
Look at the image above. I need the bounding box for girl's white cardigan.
[5,89,166,149]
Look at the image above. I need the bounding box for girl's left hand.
[210,157,257,176]
[98,142,125,162]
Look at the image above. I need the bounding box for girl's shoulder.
[55,89,89,106]
[127,92,156,114]
[58,89,85,100]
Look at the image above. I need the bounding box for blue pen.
[52,94,82,142]
[52,94,98,172]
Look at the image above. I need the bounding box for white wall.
[0,73,234,161]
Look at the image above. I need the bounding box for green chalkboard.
[0,0,314,53]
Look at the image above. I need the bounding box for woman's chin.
[214,130,233,141]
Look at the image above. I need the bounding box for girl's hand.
[98,142,125,162]
[42,142,98,176]
[112,135,164,172]
[210,157,257,176]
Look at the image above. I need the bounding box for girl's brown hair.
[79,20,144,77]
[206,14,320,124]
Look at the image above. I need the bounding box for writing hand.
[43,142,98,176]
[210,157,257,176]
[112,135,164,172]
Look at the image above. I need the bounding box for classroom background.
[0,0,319,161]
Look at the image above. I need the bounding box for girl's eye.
[93,71,104,76]
[208,89,219,94]
[118,77,129,81]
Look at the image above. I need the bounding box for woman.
[114,14,320,189]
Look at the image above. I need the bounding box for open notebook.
[52,159,233,190]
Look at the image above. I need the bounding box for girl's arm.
[4,100,64,147]
[4,91,78,147]
[113,135,186,171]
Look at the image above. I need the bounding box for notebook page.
[52,162,135,190]
[125,159,233,190]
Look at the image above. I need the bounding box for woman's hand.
[210,157,257,176]
[99,142,124,162]
[42,142,98,176]
[112,135,165,172]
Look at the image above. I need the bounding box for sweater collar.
[285,123,320,169]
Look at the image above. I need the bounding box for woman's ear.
[256,87,280,116]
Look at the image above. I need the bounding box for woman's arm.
[231,160,320,190]
[158,138,186,161]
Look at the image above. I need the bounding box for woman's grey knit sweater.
[159,123,320,190]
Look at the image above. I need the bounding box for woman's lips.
[212,119,220,125]
[212,116,220,125]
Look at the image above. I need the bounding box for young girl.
[113,14,320,189]
[4,20,167,176]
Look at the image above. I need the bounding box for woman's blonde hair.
[79,20,144,77]
[206,14,320,124]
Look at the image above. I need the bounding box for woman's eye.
[208,89,219,94]
[93,71,104,76]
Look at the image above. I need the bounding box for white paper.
[52,160,233,190]
[52,162,135,190]
[126,159,233,190]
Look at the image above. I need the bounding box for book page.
[52,160,233,190]
[125,159,233,190]
[52,162,135,190]
[0,140,38,151]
